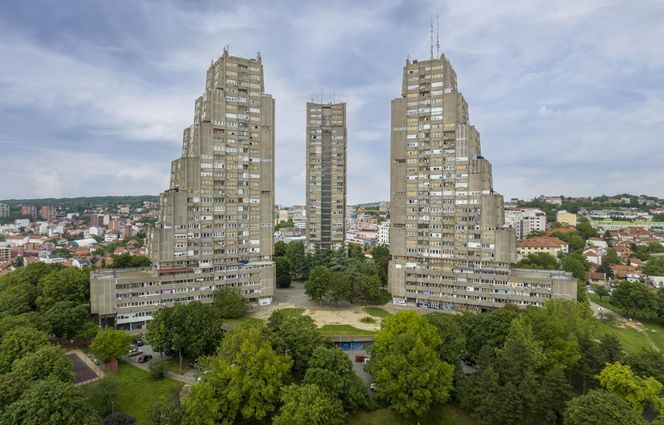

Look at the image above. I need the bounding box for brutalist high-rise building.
[91,49,275,330]
[388,54,575,311]
[305,102,347,251]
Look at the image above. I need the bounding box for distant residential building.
[0,203,9,218]
[540,195,563,205]
[305,102,347,251]
[379,201,390,213]
[40,205,56,220]
[118,204,130,215]
[378,220,390,245]
[0,243,11,262]
[20,204,38,218]
[516,237,569,260]
[90,214,105,227]
[72,258,92,269]
[505,209,547,240]
[556,210,577,227]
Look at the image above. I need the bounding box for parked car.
[363,357,370,364]
[137,354,153,363]
[163,348,176,358]
[133,338,145,347]
[355,354,368,362]
[370,383,377,392]
[127,348,143,357]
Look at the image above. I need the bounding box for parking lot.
[345,349,374,388]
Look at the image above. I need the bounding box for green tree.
[36,267,89,310]
[576,220,599,240]
[43,300,91,339]
[273,384,346,425]
[305,265,331,304]
[0,282,37,316]
[149,358,169,380]
[103,412,137,425]
[275,256,292,288]
[0,312,49,340]
[0,326,50,372]
[267,310,328,373]
[600,334,624,364]
[285,241,309,279]
[304,346,369,410]
[86,375,120,418]
[91,328,133,363]
[561,252,591,281]
[147,391,188,425]
[1,377,99,425]
[368,311,454,417]
[327,271,352,306]
[643,256,664,276]
[611,281,658,319]
[514,252,560,270]
[563,389,646,425]
[597,362,663,412]
[10,345,73,383]
[274,219,295,231]
[212,288,249,319]
[459,307,520,362]
[520,299,594,370]
[109,253,151,268]
[552,231,586,252]
[355,274,383,307]
[371,245,390,286]
[426,313,466,365]
[625,348,664,384]
[185,325,292,424]
[593,284,609,300]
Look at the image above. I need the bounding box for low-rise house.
[585,271,607,286]
[516,237,569,260]
[587,237,608,250]
[645,275,664,289]
[583,248,602,265]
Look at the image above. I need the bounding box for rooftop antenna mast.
[436,13,440,57]
[430,18,434,60]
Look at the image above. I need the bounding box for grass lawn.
[365,307,391,318]
[349,404,473,425]
[275,307,305,318]
[163,355,194,374]
[588,294,664,354]
[224,316,264,328]
[113,362,183,425]
[319,324,376,337]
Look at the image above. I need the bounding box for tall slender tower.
[305,102,347,251]
[91,49,275,330]
[388,54,575,311]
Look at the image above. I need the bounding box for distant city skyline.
[1,1,663,204]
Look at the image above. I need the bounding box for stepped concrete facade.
[91,49,275,330]
[388,54,576,311]
[305,102,347,251]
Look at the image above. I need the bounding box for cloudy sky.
[1,0,663,205]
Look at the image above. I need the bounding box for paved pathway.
[124,344,196,384]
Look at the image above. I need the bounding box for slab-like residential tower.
[388,54,575,311]
[305,102,347,251]
[91,49,275,330]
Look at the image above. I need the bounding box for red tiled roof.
[517,237,568,248]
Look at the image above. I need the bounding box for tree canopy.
[368,311,454,417]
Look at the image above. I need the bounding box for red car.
[355,354,368,363]
[137,354,153,363]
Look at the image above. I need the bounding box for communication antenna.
[430,18,434,59]
[436,13,440,57]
